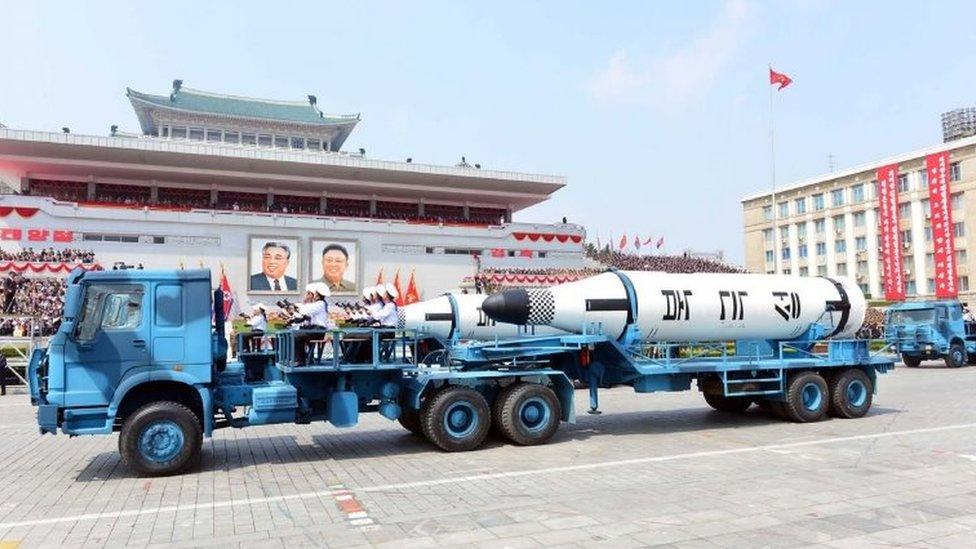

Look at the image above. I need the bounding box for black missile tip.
[481,289,531,325]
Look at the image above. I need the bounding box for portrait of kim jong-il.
[311,239,358,295]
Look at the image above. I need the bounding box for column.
[369,196,377,216]
[824,215,836,276]
[463,203,470,221]
[210,187,219,207]
[267,189,275,209]
[805,219,816,275]
[418,199,425,218]
[150,184,158,204]
[910,199,927,295]
[788,223,800,275]
[865,207,881,297]
[844,212,856,275]
[87,180,96,200]
[320,194,328,214]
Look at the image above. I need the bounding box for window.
[950,162,961,182]
[816,242,827,256]
[170,126,187,139]
[765,250,774,262]
[307,138,321,150]
[960,276,970,292]
[901,229,912,245]
[778,202,789,217]
[833,215,846,232]
[927,278,935,293]
[835,240,846,253]
[206,129,221,142]
[763,228,773,243]
[274,136,289,148]
[870,180,878,199]
[779,225,789,239]
[188,128,204,141]
[161,125,170,138]
[797,224,807,238]
[795,197,807,214]
[851,184,865,203]
[924,227,932,242]
[836,263,848,276]
[814,219,826,234]
[926,253,934,268]
[857,260,868,275]
[259,134,273,147]
[762,205,773,221]
[855,236,867,251]
[898,173,910,192]
[781,248,791,260]
[954,222,966,238]
[921,198,930,215]
[919,169,928,187]
[813,193,825,211]
[291,137,306,150]
[831,189,845,207]
[817,265,827,276]
[799,267,809,276]
[952,193,964,210]
[798,244,808,258]
[853,211,866,227]
[242,133,257,146]
[957,249,967,264]
[783,268,791,275]
[905,280,916,295]
[224,131,239,144]
[898,202,911,219]
[74,284,144,342]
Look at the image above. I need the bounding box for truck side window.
[74,284,145,342]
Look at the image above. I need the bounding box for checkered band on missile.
[480,271,867,342]
[399,293,565,340]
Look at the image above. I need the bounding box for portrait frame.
[309,238,360,296]
[247,235,301,295]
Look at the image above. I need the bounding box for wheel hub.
[443,402,477,438]
[801,383,823,411]
[518,397,551,432]
[138,420,185,463]
[846,379,867,407]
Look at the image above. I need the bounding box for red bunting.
[0,207,39,218]
[0,261,103,273]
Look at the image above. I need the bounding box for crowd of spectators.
[587,248,746,274]
[0,247,96,264]
[1,274,64,336]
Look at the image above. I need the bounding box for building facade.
[742,135,976,302]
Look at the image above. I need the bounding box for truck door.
[63,283,149,406]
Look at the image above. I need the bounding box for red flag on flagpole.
[769,67,792,90]
[404,269,420,305]
[618,234,628,250]
[634,235,641,250]
[375,267,384,285]
[219,265,235,319]
[643,236,654,246]
[656,236,665,249]
[392,268,404,307]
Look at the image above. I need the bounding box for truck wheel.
[495,383,561,446]
[783,372,829,423]
[119,401,202,476]
[398,407,422,436]
[901,354,922,368]
[945,344,966,368]
[420,386,490,452]
[828,368,873,419]
[703,392,753,413]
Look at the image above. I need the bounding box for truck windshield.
[888,309,935,325]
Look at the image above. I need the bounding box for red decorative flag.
[927,151,957,298]
[769,67,792,90]
[643,236,654,246]
[656,236,665,249]
[404,269,421,305]
[619,234,628,250]
[392,268,405,307]
[877,163,904,301]
[219,266,235,320]
[375,267,384,285]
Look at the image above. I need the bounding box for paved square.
[0,365,973,548]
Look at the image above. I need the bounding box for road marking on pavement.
[328,482,374,529]
[0,421,973,530]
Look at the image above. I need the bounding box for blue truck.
[885,299,976,368]
[28,268,894,476]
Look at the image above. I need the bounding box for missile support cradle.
[28,268,894,476]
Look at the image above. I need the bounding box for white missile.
[480,271,866,342]
[399,293,565,340]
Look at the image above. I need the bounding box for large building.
[742,135,976,302]
[0,82,584,305]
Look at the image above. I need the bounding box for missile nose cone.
[481,289,531,325]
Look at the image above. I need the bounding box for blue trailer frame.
[28,268,895,476]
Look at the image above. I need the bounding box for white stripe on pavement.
[0,421,973,530]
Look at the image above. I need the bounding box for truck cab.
[884,300,976,368]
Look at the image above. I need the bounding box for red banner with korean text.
[927,151,957,298]
[877,164,904,300]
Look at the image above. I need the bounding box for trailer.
[28,268,894,476]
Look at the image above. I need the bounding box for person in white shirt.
[246,304,269,352]
[290,283,332,365]
[371,284,399,327]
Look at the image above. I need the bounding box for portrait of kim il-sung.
[311,239,358,295]
[248,237,300,293]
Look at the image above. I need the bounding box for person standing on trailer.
[246,304,269,352]
[289,283,332,365]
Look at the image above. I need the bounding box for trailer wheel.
[398,407,423,436]
[495,383,561,446]
[420,386,491,452]
[828,368,873,419]
[901,354,922,368]
[119,401,202,476]
[945,344,966,368]
[703,392,753,413]
[783,372,829,423]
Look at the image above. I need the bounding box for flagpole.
[768,64,780,275]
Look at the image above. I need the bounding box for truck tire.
[420,386,490,452]
[703,392,753,413]
[945,344,967,368]
[398,407,422,436]
[495,383,561,446]
[783,371,829,423]
[901,354,922,368]
[828,368,873,419]
[119,401,202,477]
[491,383,518,436]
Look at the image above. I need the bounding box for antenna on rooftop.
[827,153,835,171]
